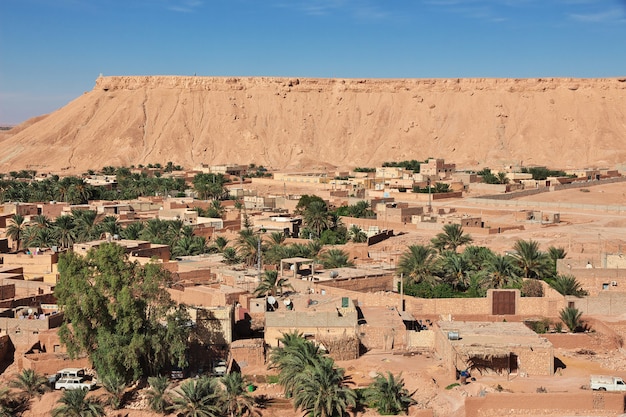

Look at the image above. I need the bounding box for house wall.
[168,286,245,308]
[567,292,626,315]
[0,284,16,300]
[230,339,265,368]
[21,353,91,375]
[407,329,435,349]
[465,392,624,417]
[317,274,394,293]
[0,334,11,364]
[0,252,59,282]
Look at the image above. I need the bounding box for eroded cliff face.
[2,76,625,173]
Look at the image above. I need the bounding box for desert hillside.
[1,76,625,174]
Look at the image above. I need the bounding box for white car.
[55,376,97,391]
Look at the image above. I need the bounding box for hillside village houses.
[1,157,626,399]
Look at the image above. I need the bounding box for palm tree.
[101,373,126,409]
[292,356,356,417]
[173,236,207,257]
[222,247,240,265]
[237,229,264,267]
[397,245,439,285]
[560,306,584,333]
[0,387,19,417]
[269,332,323,398]
[430,224,472,253]
[220,372,259,417]
[121,221,144,240]
[303,200,332,238]
[318,249,354,269]
[146,375,170,413]
[6,213,27,252]
[548,246,567,276]
[168,376,222,417]
[54,215,76,249]
[439,251,473,290]
[254,270,294,297]
[364,372,416,415]
[348,225,368,243]
[140,218,170,244]
[9,368,49,400]
[550,274,588,297]
[213,236,229,252]
[511,239,550,279]
[73,210,102,242]
[269,232,286,246]
[482,253,520,289]
[51,387,105,417]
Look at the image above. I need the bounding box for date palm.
[318,249,354,269]
[220,372,259,417]
[303,200,332,238]
[292,356,356,417]
[146,375,170,413]
[397,244,439,285]
[430,224,472,253]
[483,253,520,288]
[52,387,105,417]
[168,376,222,417]
[364,372,416,415]
[6,213,27,252]
[54,214,76,249]
[550,274,587,297]
[254,270,294,297]
[10,369,49,400]
[349,225,368,243]
[511,239,550,279]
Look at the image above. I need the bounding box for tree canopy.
[55,242,190,382]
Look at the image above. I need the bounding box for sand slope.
[1,76,625,174]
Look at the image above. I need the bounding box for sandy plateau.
[0,76,625,174]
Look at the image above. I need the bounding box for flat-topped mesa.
[2,75,626,174]
[95,75,626,93]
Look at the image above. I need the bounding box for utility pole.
[257,235,262,283]
[427,178,432,213]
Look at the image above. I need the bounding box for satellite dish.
[28,309,33,315]
[283,298,291,306]
[267,296,276,305]
[330,271,339,278]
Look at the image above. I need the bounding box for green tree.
[547,246,567,276]
[72,210,102,242]
[146,375,170,413]
[55,243,190,382]
[220,372,259,417]
[254,270,294,297]
[318,249,354,269]
[397,245,439,285]
[348,225,368,243]
[9,369,49,400]
[482,253,520,289]
[51,387,105,417]
[54,215,77,249]
[213,236,229,252]
[292,356,356,417]
[511,239,550,279]
[222,247,240,265]
[6,213,27,252]
[303,200,332,238]
[168,376,222,417]
[193,173,227,200]
[560,306,584,332]
[551,274,588,297]
[101,373,126,409]
[364,372,417,415]
[439,251,472,291]
[430,224,472,253]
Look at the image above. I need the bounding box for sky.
[0,0,625,125]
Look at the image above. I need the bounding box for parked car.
[55,376,97,391]
[590,375,626,391]
[212,360,227,376]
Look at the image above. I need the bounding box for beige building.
[421,158,456,180]
[436,321,554,378]
[264,293,359,358]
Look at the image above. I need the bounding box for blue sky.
[1,0,625,125]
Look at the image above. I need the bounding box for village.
[2,158,626,417]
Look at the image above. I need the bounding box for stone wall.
[21,353,91,375]
[407,329,435,349]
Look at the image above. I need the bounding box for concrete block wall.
[407,329,435,349]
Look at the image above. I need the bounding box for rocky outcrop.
[1,76,625,173]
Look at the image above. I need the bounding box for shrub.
[521,279,544,297]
